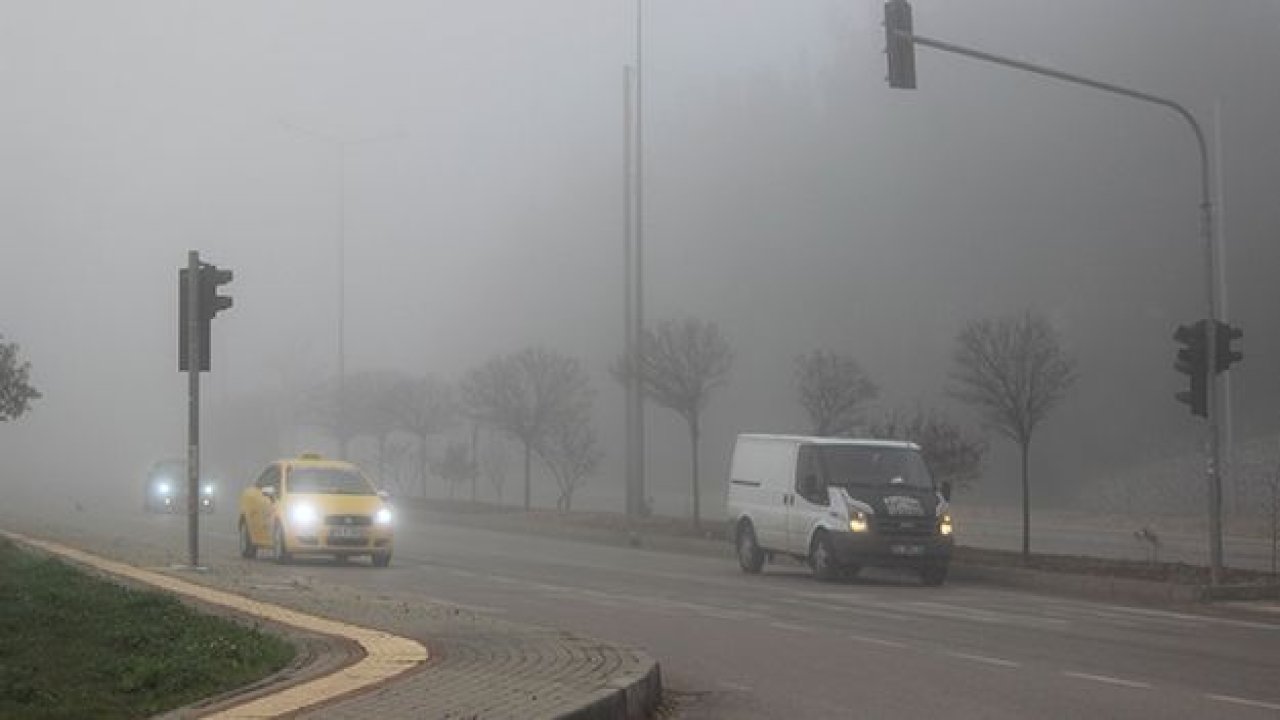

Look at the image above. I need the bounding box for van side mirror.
[377,490,390,501]
[939,481,952,502]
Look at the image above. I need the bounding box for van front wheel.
[736,522,765,574]
[810,532,838,582]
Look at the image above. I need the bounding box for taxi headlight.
[849,511,869,533]
[939,514,954,536]
[375,508,393,525]
[290,503,319,527]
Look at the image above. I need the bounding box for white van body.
[726,434,953,584]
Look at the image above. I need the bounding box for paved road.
[7,497,1280,719]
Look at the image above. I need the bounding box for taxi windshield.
[287,467,374,495]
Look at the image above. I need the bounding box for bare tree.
[0,334,41,422]
[462,347,593,511]
[348,371,408,483]
[867,407,987,491]
[388,374,458,496]
[540,414,603,511]
[949,310,1077,562]
[795,349,878,436]
[614,317,732,532]
[480,432,511,504]
[432,441,477,500]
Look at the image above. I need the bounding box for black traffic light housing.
[884,0,917,89]
[1212,320,1242,374]
[1173,320,1208,418]
[179,261,234,372]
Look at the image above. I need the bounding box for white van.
[726,434,953,585]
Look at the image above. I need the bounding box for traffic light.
[1212,320,1242,374]
[179,261,233,372]
[884,0,916,89]
[1173,320,1208,418]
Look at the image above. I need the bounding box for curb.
[563,666,664,720]
[0,530,428,718]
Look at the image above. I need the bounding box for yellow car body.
[238,455,395,567]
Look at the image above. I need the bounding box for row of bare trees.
[792,311,1077,562]
[286,310,1075,559]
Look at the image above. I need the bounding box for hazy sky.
[3,1,1278,512]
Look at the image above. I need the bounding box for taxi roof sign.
[298,452,324,460]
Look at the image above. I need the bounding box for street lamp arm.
[906,32,1209,205]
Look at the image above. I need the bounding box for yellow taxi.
[238,454,395,567]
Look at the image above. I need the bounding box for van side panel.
[728,436,797,552]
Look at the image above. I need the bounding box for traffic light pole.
[890,21,1225,583]
[185,250,202,569]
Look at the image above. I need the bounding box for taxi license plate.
[331,526,367,540]
[890,544,923,556]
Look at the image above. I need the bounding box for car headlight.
[849,510,869,533]
[375,507,393,525]
[290,503,319,527]
[939,513,954,536]
[203,484,214,495]
[156,481,171,495]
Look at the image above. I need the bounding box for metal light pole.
[281,122,400,459]
[885,2,1227,583]
[622,0,648,518]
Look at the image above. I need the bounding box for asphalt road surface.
[6,497,1280,719]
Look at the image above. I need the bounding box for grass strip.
[0,538,294,719]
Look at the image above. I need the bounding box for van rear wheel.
[736,522,765,574]
[810,532,838,582]
[920,564,948,587]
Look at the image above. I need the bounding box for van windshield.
[806,445,934,491]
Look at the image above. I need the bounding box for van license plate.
[331,527,366,540]
[890,544,923,556]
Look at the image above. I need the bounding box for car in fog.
[237,453,395,567]
[144,459,217,514]
[727,434,953,585]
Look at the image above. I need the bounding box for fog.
[3,1,1278,518]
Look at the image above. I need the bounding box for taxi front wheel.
[238,519,257,559]
[273,524,292,564]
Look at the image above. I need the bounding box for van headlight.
[375,508,393,525]
[849,511,869,533]
[203,484,215,495]
[156,481,171,496]
[290,503,319,528]
[939,514,954,536]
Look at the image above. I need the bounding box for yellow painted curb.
[0,530,428,719]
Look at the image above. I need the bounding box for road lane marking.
[941,651,1021,668]
[719,681,753,692]
[1205,694,1280,712]
[769,621,813,633]
[1078,603,1278,632]
[847,634,907,648]
[1062,671,1151,689]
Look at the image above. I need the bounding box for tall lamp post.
[883,1,1228,583]
[623,0,647,518]
[282,122,400,459]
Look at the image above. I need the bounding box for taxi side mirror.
[262,486,277,501]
